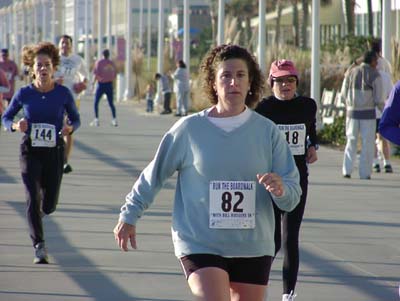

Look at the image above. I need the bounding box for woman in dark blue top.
[2,42,80,264]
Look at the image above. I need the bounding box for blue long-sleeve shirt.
[379,80,400,145]
[119,109,301,258]
[2,83,80,135]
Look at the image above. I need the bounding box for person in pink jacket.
[90,49,118,127]
[0,68,10,125]
[0,48,19,106]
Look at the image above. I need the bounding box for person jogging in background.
[0,68,10,128]
[256,59,318,301]
[54,34,88,174]
[90,49,118,127]
[114,44,301,301]
[379,80,400,146]
[2,42,80,264]
[0,48,20,107]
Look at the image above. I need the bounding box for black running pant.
[19,135,64,246]
[274,163,308,294]
[163,92,171,112]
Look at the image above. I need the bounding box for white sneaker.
[90,118,99,127]
[111,119,118,127]
[282,291,296,301]
[33,242,48,264]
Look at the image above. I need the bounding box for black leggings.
[274,164,308,294]
[19,136,64,246]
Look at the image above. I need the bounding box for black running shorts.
[179,253,273,285]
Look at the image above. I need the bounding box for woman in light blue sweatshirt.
[114,44,301,301]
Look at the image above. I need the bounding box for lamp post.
[107,0,112,51]
[0,8,6,47]
[124,0,133,100]
[217,0,224,45]
[183,0,190,70]
[157,0,164,74]
[311,0,321,128]
[147,0,151,70]
[139,0,143,48]
[97,0,104,59]
[41,0,47,41]
[381,0,391,63]
[84,0,90,84]
[258,0,266,74]
[13,1,21,64]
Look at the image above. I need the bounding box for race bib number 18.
[209,181,256,229]
[30,123,56,147]
[277,123,306,155]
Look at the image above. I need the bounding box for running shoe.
[384,165,393,173]
[63,163,73,174]
[282,291,297,301]
[33,242,48,264]
[111,119,118,127]
[373,164,381,173]
[343,174,351,178]
[160,110,172,115]
[90,118,99,127]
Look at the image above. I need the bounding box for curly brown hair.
[22,42,60,79]
[199,44,265,108]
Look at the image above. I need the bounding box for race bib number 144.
[30,123,56,147]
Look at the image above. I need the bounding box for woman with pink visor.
[256,60,318,301]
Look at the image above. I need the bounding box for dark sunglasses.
[273,77,297,84]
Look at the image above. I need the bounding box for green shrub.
[322,34,373,62]
[317,116,346,147]
[392,145,400,157]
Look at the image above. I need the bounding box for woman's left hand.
[73,81,87,93]
[257,173,284,197]
[61,124,73,136]
[306,146,318,164]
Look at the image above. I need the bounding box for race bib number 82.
[209,181,256,229]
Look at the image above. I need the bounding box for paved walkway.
[0,96,399,301]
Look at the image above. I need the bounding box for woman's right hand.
[113,221,137,251]
[14,118,28,133]
[257,173,284,197]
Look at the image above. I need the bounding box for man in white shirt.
[55,35,89,174]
